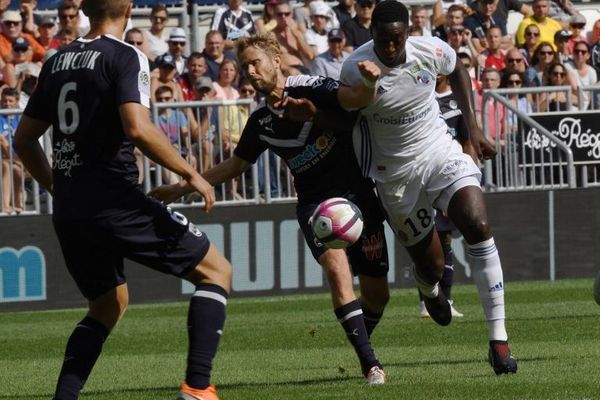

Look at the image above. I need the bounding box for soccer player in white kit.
[338,0,517,375]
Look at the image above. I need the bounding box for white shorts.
[376,141,481,247]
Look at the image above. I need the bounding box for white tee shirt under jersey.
[340,36,456,183]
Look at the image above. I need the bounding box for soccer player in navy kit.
[151,33,389,384]
[14,2,231,400]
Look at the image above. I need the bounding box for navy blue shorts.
[53,196,210,300]
[297,189,389,278]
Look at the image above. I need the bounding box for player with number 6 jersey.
[14,1,232,399]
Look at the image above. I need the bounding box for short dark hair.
[155,85,173,98]
[151,4,168,15]
[372,0,409,26]
[2,87,19,99]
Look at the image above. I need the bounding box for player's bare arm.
[447,61,496,160]
[14,115,53,194]
[149,155,250,205]
[120,102,215,211]
[338,60,381,109]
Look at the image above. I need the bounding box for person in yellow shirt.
[515,0,561,49]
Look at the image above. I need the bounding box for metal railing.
[480,85,600,192]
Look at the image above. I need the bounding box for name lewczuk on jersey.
[50,50,102,73]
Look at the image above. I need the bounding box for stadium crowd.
[1,0,600,214]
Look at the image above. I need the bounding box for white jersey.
[340,36,457,182]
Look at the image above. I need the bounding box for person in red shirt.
[36,16,59,50]
[177,52,208,101]
[477,25,506,71]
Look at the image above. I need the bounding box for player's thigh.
[376,178,435,247]
[446,185,492,244]
[53,219,126,301]
[184,243,232,292]
[296,201,329,262]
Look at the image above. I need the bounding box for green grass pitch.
[1,279,599,399]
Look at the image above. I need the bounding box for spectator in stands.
[57,26,76,49]
[194,76,219,172]
[273,0,314,74]
[505,47,530,82]
[500,68,532,133]
[527,41,556,86]
[554,29,572,63]
[591,19,600,45]
[256,0,278,34]
[144,4,169,62]
[477,25,506,71]
[36,16,59,50]
[515,0,561,50]
[464,0,505,53]
[305,1,333,58]
[19,0,42,37]
[0,0,9,15]
[490,0,533,32]
[332,0,355,27]
[0,54,16,88]
[519,23,541,64]
[565,42,598,109]
[293,0,312,33]
[447,24,478,61]
[10,36,40,108]
[592,31,600,75]
[547,0,577,28]
[124,28,156,70]
[410,5,431,37]
[202,30,236,82]
[0,87,23,214]
[57,3,80,36]
[458,51,481,91]
[62,0,90,36]
[213,59,239,101]
[432,3,465,42]
[178,53,208,101]
[310,28,349,79]
[539,61,578,111]
[151,53,184,103]
[567,14,588,53]
[155,85,197,184]
[0,11,44,62]
[476,68,505,147]
[166,27,188,76]
[210,0,256,50]
[408,25,423,36]
[342,0,373,51]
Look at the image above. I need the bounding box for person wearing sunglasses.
[515,0,561,50]
[0,10,45,62]
[540,62,578,111]
[144,4,169,62]
[565,42,597,109]
[567,13,588,53]
[342,0,375,51]
[529,41,556,86]
[272,0,314,74]
[500,68,532,133]
[519,23,540,64]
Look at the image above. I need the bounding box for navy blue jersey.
[234,75,372,203]
[24,35,151,219]
[436,90,469,144]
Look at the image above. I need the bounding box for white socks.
[468,238,508,341]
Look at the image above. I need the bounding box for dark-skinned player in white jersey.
[337,0,517,375]
[14,1,231,399]
[150,33,390,384]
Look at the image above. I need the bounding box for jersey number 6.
[58,82,80,135]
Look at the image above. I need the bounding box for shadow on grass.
[0,376,358,399]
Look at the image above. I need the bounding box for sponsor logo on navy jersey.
[288,132,337,171]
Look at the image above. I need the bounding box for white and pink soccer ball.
[310,197,364,249]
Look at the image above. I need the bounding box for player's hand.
[357,61,381,85]
[470,126,496,160]
[273,97,317,122]
[148,182,189,205]
[186,174,215,212]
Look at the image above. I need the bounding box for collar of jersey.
[76,33,119,43]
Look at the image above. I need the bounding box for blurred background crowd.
[1,0,600,214]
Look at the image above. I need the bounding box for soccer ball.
[310,197,364,249]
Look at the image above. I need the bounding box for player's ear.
[272,53,282,69]
[125,1,133,19]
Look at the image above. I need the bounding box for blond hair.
[236,33,282,58]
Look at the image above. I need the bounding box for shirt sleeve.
[430,37,456,76]
[339,54,363,87]
[233,113,268,163]
[114,46,151,108]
